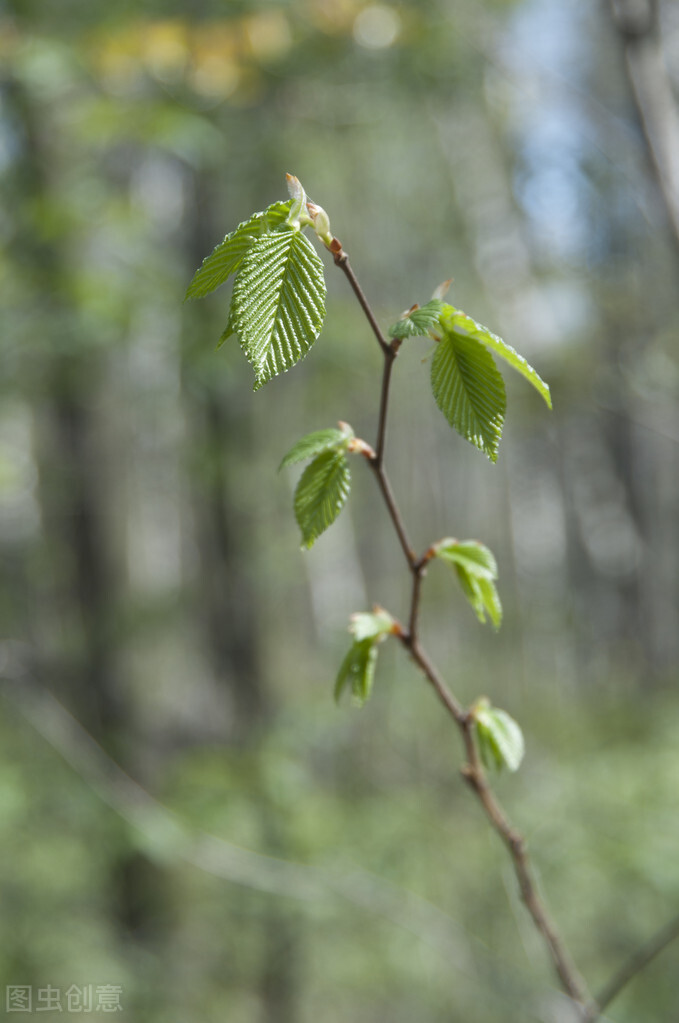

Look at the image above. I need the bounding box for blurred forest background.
[1,0,679,1020]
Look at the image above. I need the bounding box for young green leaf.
[476,577,502,628]
[294,450,350,548]
[279,425,353,470]
[184,200,292,301]
[440,306,551,408]
[334,638,378,706]
[455,565,503,628]
[335,607,395,705]
[434,540,502,628]
[434,539,498,580]
[431,329,506,461]
[474,700,525,772]
[349,607,395,642]
[285,173,307,229]
[389,299,445,340]
[232,227,326,390]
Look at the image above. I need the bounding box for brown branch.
[370,463,417,566]
[334,247,595,1014]
[584,911,679,1022]
[333,244,390,355]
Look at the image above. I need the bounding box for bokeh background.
[2,0,679,1020]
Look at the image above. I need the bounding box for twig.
[333,246,390,355]
[334,246,594,1014]
[585,911,679,1022]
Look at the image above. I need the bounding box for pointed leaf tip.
[440,305,552,409]
[432,278,453,301]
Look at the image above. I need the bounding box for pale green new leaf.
[389,299,445,340]
[455,564,503,628]
[475,701,525,772]
[349,608,395,642]
[232,228,326,390]
[334,638,378,706]
[431,330,506,461]
[279,425,353,470]
[294,450,350,548]
[476,577,502,628]
[440,305,551,408]
[185,200,291,301]
[434,539,498,581]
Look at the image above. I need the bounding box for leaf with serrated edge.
[335,639,378,705]
[232,228,326,390]
[389,299,445,340]
[185,200,292,301]
[279,426,353,470]
[431,331,506,461]
[435,540,498,580]
[349,608,394,642]
[216,309,236,349]
[440,306,551,408]
[294,450,350,549]
[475,704,524,772]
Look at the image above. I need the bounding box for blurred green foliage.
[1,0,679,1020]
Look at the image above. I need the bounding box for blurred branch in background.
[608,0,679,250]
[591,911,679,1020]
[0,646,543,1015]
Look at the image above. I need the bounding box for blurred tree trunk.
[604,0,679,677]
[609,0,679,252]
[4,65,169,961]
[6,75,122,736]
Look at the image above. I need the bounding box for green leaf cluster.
[434,539,502,628]
[185,199,326,390]
[335,609,395,705]
[280,426,354,549]
[473,698,525,772]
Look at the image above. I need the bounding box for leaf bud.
[306,200,333,245]
[285,173,307,229]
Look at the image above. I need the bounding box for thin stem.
[334,246,595,1014]
[374,343,399,467]
[333,247,390,354]
[408,568,424,641]
[371,464,417,566]
[585,911,679,1022]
